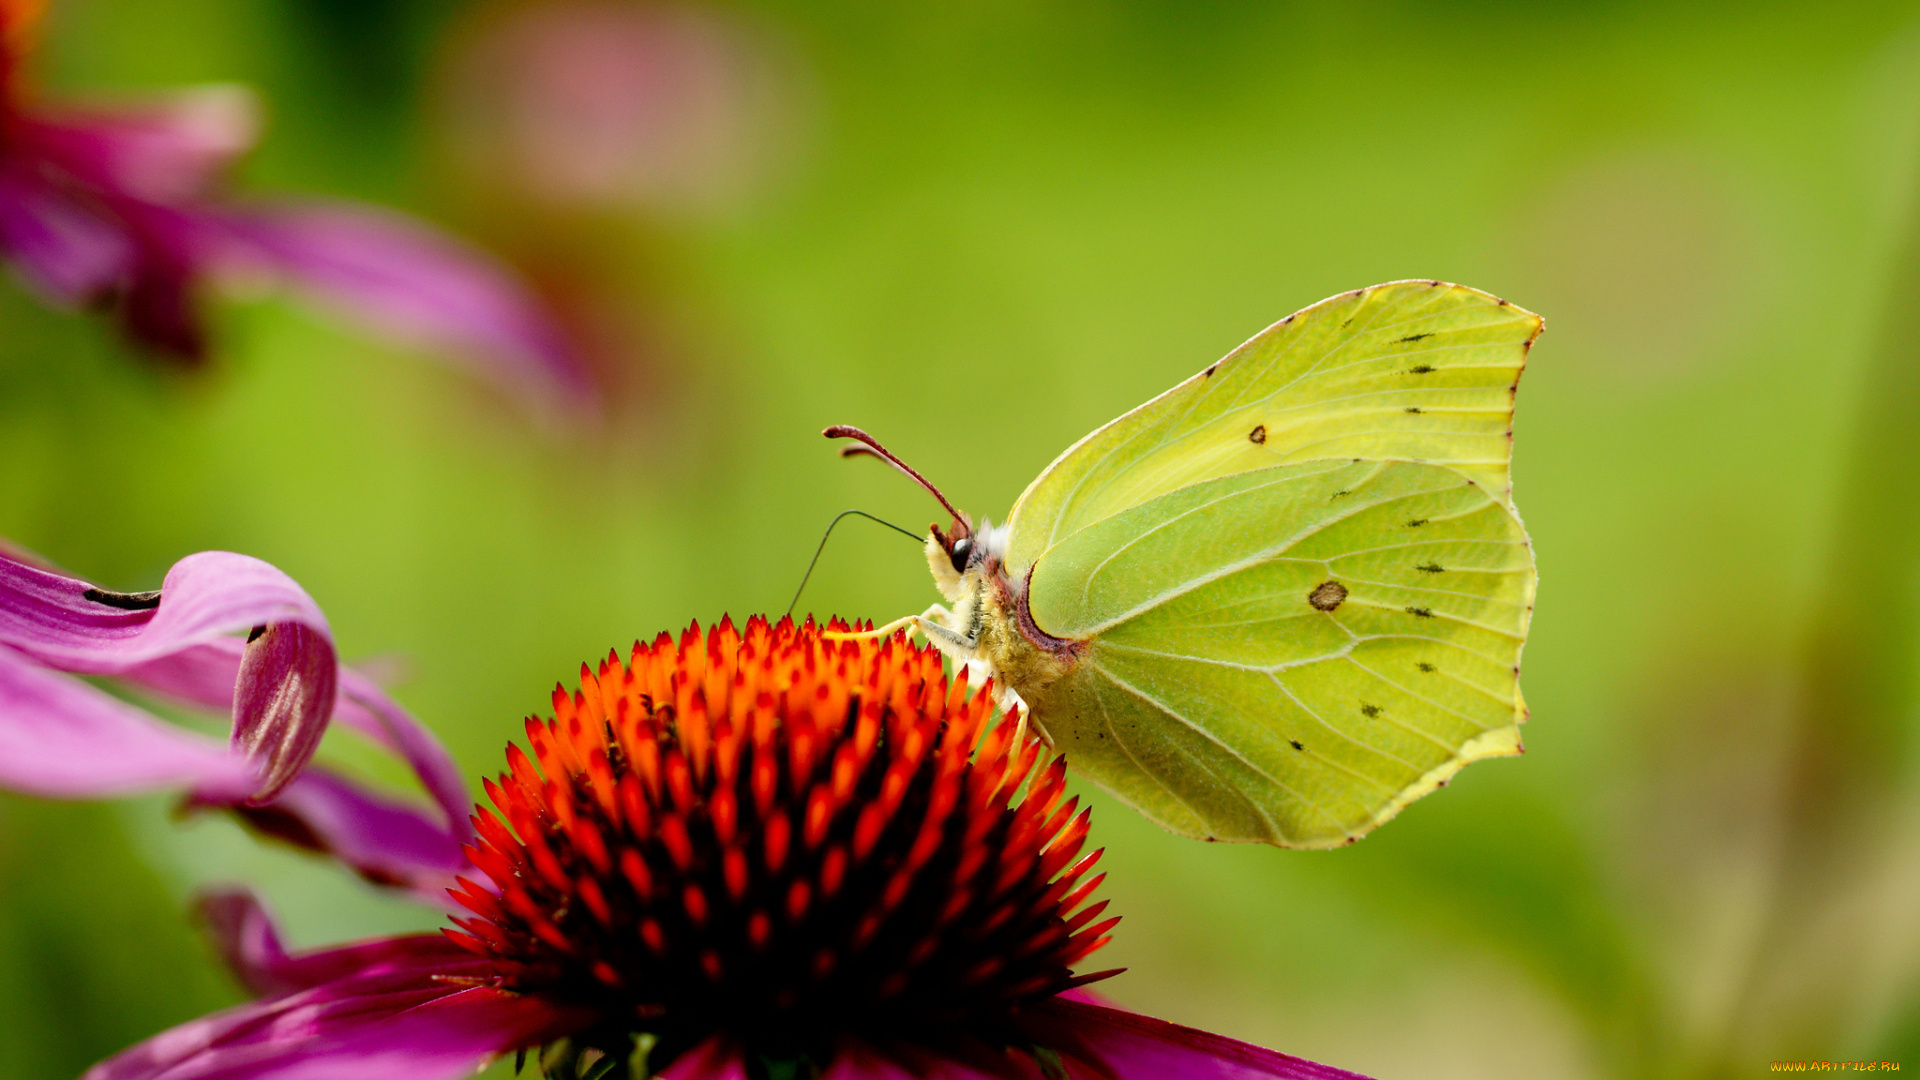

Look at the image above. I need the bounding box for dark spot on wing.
[1416,662,1437,673]
[1496,297,1510,306]
[1359,703,1382,718]
[1397,333,1433,344]
[1404,406,1422,414]
[1416,562,1444,573]
[1330,489,1352,500]
[1308,581,1348,611]
[1289,739,1304,751]
[1406,606,1435,618]
[1248,424,1267,444]
[1407,518,1429,527]
[1202,361,1219,377]
[82,587,162,610]
[1409,364,1435,374]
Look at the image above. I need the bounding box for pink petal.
[0,165,134,301]
[0,549,328,671]
[0,117,219,359]
[0,645,464,885]
[659,1039,750,1080]
[231,622,333,802]
[197,891,473,998]
[0,548,338,802]
[113,212,210,360]
[1,86,593,405]
[335,668,475,841]
[206,766,470,893]
[83,944,588,1080]
[1019,998,1375,1080]
[116,639,260,712]
[23,87,260,202]
[216,203,595,413]
[126,639,474,840]
[0,643,251,797]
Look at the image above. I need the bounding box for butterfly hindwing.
[1022,458,1533,847]
[1004,281,1541,575]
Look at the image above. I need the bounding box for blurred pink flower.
[438,1,801,214]
[0,540,471,894]
[69,614,1370,1080]
[0,1,595,412]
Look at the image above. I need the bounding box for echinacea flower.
[0,541,471,892]
[0,0,593,412]
[83,616,1373,1080]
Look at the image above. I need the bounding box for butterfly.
[828,280,1541,848]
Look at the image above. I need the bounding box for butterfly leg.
[824,608,1033,740]
[911,604,984,653]
[821,604,962,646]
[821,613,918,642]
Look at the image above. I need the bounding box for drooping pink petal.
[0,644,465,886]
[82,942,590,1080]
[197,890,474,998]
[203,766,471,893]
[335,668,474,840]
[0,165,133,302]
[123,639,473,839]
[22,87,259,202]
[231,622,334,801]
[114,211,209,359]
[1019,998,1375,1080]
[215,203,595,413]
[0,64,596,404]
[0,116,222,359]
[0,548,338,802]
[0,549,325,671]
[117,639,251,708]
[0,643,251,797]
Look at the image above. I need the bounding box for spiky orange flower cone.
[77,613,1369,1078]
[444,615,1118,1068]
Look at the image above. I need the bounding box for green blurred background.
[4,0,1920,1076]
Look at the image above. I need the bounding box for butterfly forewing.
[1003,281,1541,576]
[1022,459,1534,847]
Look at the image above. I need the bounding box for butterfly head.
[926,517,1007,602]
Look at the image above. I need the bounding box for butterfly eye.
[948,537,973,573]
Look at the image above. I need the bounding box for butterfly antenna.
[823,426,969,528]
[786,508,926,619]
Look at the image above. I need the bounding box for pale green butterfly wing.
[1003,281,1540,576]
[1021,458,1533,847]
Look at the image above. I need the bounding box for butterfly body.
[837,280,1541,849]
[914,519,1076,707]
